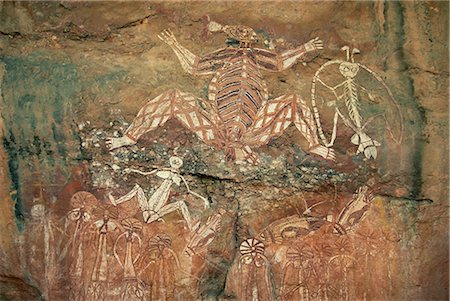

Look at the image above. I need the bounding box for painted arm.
[124,168,158,176]
[254,37,323,71]
[279,37,323,70]
[180,175,210,208]
[158,29,227,76]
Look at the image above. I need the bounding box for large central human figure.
[107,22,334,163]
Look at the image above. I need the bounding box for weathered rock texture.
[0,1,448,300]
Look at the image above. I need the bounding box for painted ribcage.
[209,55,268,131]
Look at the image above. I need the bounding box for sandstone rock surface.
[0,2,448,300]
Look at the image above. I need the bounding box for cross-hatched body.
[107,25,335,163]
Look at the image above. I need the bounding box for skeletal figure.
[107,22,335,163]
[311,46,403,159]
[109,156,208,230]
[86,207,120,301]
[238,238,275,301]
[114,218,148,301]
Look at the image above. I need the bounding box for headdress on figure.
[204,16,257,46]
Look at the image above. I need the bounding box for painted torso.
[208,49,269,141]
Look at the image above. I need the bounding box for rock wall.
[0,1,448,300]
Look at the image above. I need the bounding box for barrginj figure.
[109,156,208,230]
[107,20,335,163]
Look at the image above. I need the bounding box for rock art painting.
[107,25,334,164]
[109,156,209,229]
[0,2,448,301]
[311,46,403,159]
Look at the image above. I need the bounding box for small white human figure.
[109,156,209,230]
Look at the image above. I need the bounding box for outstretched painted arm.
[158,29,198,74]
[254,37,323,72]
[278,37,324,70]
[180,175,210,208]
[124,168,159,176]
[159,29,228,76]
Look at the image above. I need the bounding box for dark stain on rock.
[2,130,25,232]
[1,55,80,157]
[388,1,425,201]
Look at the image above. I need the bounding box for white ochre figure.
[107,22,335,164]
[311,46,403,159]
[109,156,209,230]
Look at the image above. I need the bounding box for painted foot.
[352,132,380,159]
[107,192,117,206]
[309,145,336,161]
[106,135,136,150]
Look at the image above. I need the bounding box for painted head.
[339,62,360,78]
[208,20,257,48]
[339,46,360,78]
[31,204,45,220]
[169,156,183,169]
[239,238,266,267]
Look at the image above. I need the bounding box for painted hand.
[305,37,324,52]
[158,29,178,46]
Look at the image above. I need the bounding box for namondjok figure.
[107,20,335,163]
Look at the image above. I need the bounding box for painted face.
[223,25,257,46]
[121,218,142,233]
[239,238,266,266]
[31,204,45,220]
[169,156,183,169]
[148,234,172,258]
[339,62,359,78]
[68,207,91,222]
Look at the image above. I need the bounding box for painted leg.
[143,180,172,224]
[293,95,335,160]
[109,184,147,207]
[107,89,222,150]
[246,94,335,160]
[351,131,381,159]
